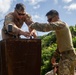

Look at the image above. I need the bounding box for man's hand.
[24,31,30,37]
[29,24,37,38]
[19,29,30,37]
[30,29,37,38]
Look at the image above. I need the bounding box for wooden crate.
[0,39,41,75]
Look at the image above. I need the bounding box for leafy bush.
[41,44,57,75]
[73,37,76,48]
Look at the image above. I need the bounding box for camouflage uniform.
[30,20,76,75]
[2,12,33,39]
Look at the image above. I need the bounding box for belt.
[60,50,73,56]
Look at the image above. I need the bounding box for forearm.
[29,28,37,38]
[29,22,53,32]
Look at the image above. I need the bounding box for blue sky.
[0,0,76,39]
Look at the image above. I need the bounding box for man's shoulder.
[56,20,68,27]
[5,12,14,18]
[4,12,15,22]
[25,13,31,18]
[57,20,66,24]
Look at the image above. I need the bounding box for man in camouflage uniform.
[2,3,36,39]
[29,10,76,75]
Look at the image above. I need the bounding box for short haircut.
[15,3,25,11]
[46,9,59,16]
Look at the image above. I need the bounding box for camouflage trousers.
[58,50,76,75]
